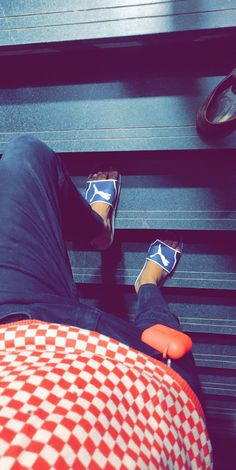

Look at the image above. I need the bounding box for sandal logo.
[90,184,112,203]
[150,244,170,267]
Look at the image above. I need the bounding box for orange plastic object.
[141,324,192,359]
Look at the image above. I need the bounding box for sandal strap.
[146,239,182,274]
[86,179,119,208]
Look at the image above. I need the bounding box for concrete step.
[1,75,236,153]
[0,0,236,50]
[199,371,236,397]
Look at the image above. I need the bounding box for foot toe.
[164,240,181,252]
[109,170,119,179]
[96,172,105,180]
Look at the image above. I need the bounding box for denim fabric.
[0,135,104,314]
[0,135,202,401]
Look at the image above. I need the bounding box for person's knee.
[2,135,55,168]
[5,134,41,152]
[11,135,39,145]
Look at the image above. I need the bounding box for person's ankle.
[135,277,157,294]
[135,270,162,293]
[90,218,112,250]
[91,202,110,223]
[135,262,166,293]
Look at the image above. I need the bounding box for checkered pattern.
[0,320,213,469]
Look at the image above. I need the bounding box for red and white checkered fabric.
[0,320,212,469]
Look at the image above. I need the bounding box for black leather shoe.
[196,68,236,138]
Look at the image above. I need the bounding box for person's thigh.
[0,135,76,316]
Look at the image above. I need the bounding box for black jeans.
[0,135,202,400]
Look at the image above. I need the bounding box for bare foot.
[90,170,119,250]
[135,240,181,293]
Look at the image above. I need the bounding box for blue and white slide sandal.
[146,239,183,274]
[85,175,121,247]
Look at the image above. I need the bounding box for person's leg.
[135,284,181,332]
[134,242,203,400]
[0,135,106,320]
[0,136,159,356]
